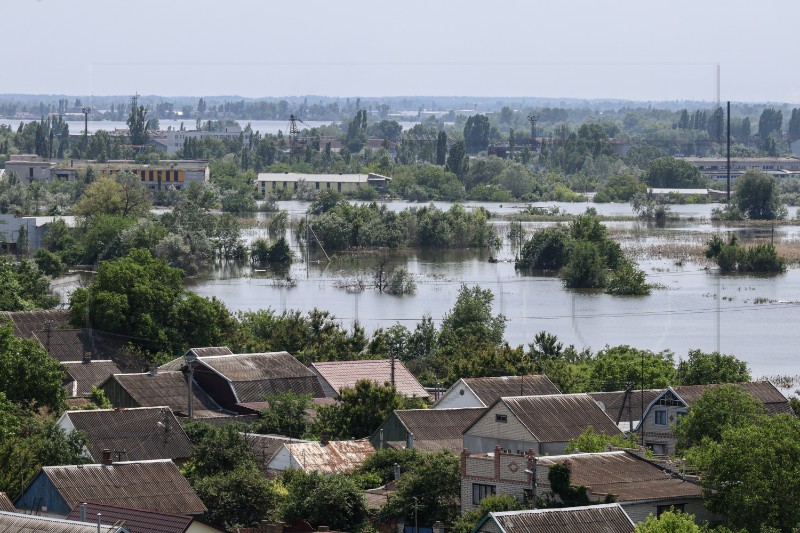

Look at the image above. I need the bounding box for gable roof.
[103,371,230,418]
[588,389,663,432]
[162,352,325,402]
[184,346,233,359]
[536,451,702,502]
[468,394,623,443]
[283,440,374,474]
[455,376,561,407]
[672,381,792,414]
[0,511,127,533]
[33,328,126,363]
[60,407,193,463]
[482,504,634,533]
[383,408,486,453]
[0,493,13,513]
[311,359,430,399]
[63,360,123,398]
[28,460,206,515]
[66,502,199,533]
[245,433,305,466]
[0,309,69,338]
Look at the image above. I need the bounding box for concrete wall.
[639,404,686,455]
[460,448,534,512]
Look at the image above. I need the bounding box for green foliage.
[72,173,152,219]
[185,424,253,480]
[33,248,63,277]
[674,384,766,453]
[675,350,751,386]
[594,173,646,203]
[546,463,591,507]
[386,267,416,295]
[589,345,675,392]
[87,386,112,409]
[451,495,523,533]
[0,258,59,311]
[562,240,607,288]
[0,323,66,411]
[438,285,506,352]
[705,235,786,273]
[314,380,426,439]
[250,237,293,267]
[687,414,800,532]
[565,426,642,454]
[252,391,313,438]
[516,226,571,270]
[358,448,422,486]
[382,451,460,526]
[464,114,490,154]
[634,510,701,532]
[127,100,151,145]
[193,464,284,530]
[733,169,786,220]
[605,259,651,295]
[282,470,368,531]
[644,157,705,188]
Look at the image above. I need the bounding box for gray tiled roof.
[464,375,561,406]
[65,502,197,533]
[33,328,126,363]
[105,371,230,418]
[672,381,792,414]
[488,504,634,533]
[392,408,486,453]
[311,359,430,399]
[63,360,122,398]
[0,511,126,533]
[0,310,69,338]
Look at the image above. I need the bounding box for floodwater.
[186,201,800,384]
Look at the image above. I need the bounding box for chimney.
[393,462,401,480]
[406,432,414,449]
[96,513,102,533]
[82,352,92,364]
[101,449,112,465]
[320,430,329,446]
[79,503,87,522]
[379,429,384,449]
[149,363,158,377]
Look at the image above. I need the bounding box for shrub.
[562,240,606,289]
[516,226,571,270]
[606,259,651,295]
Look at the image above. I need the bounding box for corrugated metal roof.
[588,389,663,430]
[62,408,193,463]
[65,502,199,533]
[257,173,372,183]
[536,451,702,502]
[245,434,304,466]
[311,359,430,399]
[285,440,374,474]
[501,394,623,443]
[390,408,486,453]
[0,310,69,338]
[489,504,634,533]
[201,352,316,381]
[672,381,791,413]
[0,494,14,513]
[39,460,206,515]
[184,347,233,359]
[464,376,561,406]
[63,361,123,397]
[108,372,230,418]
[33,329,127,363]
[0,511,126,533]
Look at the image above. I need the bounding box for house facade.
[432,375,560,410]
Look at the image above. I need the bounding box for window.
[315,181,320,190]
[472,484,496,505]
[657,504,684,517]
[654,410,667,426]
[495,414,508,423]
[337,182,342,192]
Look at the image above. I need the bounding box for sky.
[5,0,800,103]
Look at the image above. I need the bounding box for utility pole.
[81,106,91,153]
[640,352,645,446]
[185,352,197,419]
[527,114,538,150]
[413,497,418,533]
[727,101,731,202]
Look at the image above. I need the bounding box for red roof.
[65,502,203,533]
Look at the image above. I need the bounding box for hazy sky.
[6,0,799,103]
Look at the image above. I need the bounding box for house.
[266,439,374,474]
[0,511,128,533]
[159,351,326,412]
[57,407,193,463]
[370,407,486,453]
[33,328,127,364]
[14,458,207,517]
[473,504,635,533]
[62,359,123,400]
[164,125,250,155]
[535,451,711,523]
[310,359,430,400]
[677,156,800,182]
[463,394,623,455]
[636,381,792,455]
[588,389,664,433]
[244,433,303,469]
[432,375,560,409]
[255,172,392,197]
[0,214,78,252]
[99,370,233,420]
[0,309,69,338]
[66,502,224,533]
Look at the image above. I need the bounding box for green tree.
[594,173,646,203]
[251,391,312,438]
[463,114,490,154]
[644,157,705,188]
[282,470,368,531]
[383,451,460,526]
[0,323,66,411]
[605,259,651,296]
[127,99,151,145]
[0,258,59,311]
[634,510,701,532]
[358,447,422,485]
[445,140,468,180]
[185,424,253,480]
[687,414,800,532]
[565,426,641,453]
[675,350,751,386]
[589,345,675,392]
[788,108,800,144]
[733,169,786,220]
[72,173,152,218]
[516,226,571,270]
[758,108,783,142]
[438,285,506,351]
[498,162,535,198]
[33,248,64,277]
[436,131,448,166]
[562,240,606,289]
[674,384,766,453]
[451,495,523,533]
